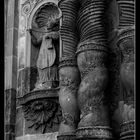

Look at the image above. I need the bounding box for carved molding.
[76,126,113,139]
[57,134,76,140]
[120,121,135,140]
[21,0,59,16]
[22,0,39,16]
[76,0,113,139]
[117,0,134,29]
[58,61,80,138]
[59,57,77,69]
[18,88,59,104]
[58,0,79,58]
[76,40,109,55]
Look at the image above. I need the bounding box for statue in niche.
[28,4,60,90]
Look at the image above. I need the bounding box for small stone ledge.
[16,132,58,140]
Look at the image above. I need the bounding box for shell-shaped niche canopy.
[32,2,61,32]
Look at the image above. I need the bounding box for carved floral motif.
[23,99,62,133]
[21,0,43,16]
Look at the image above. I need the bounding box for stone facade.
[5,0,135,140]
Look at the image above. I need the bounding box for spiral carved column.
[59,0,79,58]
[76,0,113,139]
[57,0,80,140]
[116,0,135,140]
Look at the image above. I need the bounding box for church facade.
[5,0,135,140]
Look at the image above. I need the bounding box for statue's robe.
[36,35,58,88]
[37,36,56,69]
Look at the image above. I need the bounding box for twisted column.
[76,0,113,139]
[57,0,80,140]
[59,0,79,58]
[116,0,135,140]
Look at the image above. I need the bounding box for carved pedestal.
[116,0,135,139]
[18,88,62,134]
[57,58,80,140]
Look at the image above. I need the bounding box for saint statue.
[28,17,59,90]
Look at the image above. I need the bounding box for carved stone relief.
[16,0,135,139]
[28,3,61,90]
[57,0,81,139]
[75,0,113,139]
[18,2,62,134]
[23,98,62,133]
[116,0,135,139]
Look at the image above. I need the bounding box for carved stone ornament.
[120,121,135,140]
[116,0,135,139]
[23,99,61,133]
[75,0,113,139]
[18,88,62,133]
[22,0,39,16]
[28,3,61,91]
[58,58,80,140]
[21,0,48,16]
[76,126,113,139]
[57,133,76,140]
[57,0,81,139]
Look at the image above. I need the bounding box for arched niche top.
[27,0,62,30]
[32,2,61,32]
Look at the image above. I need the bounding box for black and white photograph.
[4,0,135,140]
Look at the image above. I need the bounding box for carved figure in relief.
[28,4,60,90]
[29,30,59,90]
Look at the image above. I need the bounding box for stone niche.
[17,1,62,138]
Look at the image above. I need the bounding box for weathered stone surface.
[5,124,15,134]
[4,0,135,140]
[17,67,38,98]
[5,89,16,140]
[15,107,24,137]
[5,0,19,139]
[5,89,16,125]
[5,133,15,140]
[5,56,17,89]
[23,97,62,134]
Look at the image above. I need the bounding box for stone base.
[76,126,113,140]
